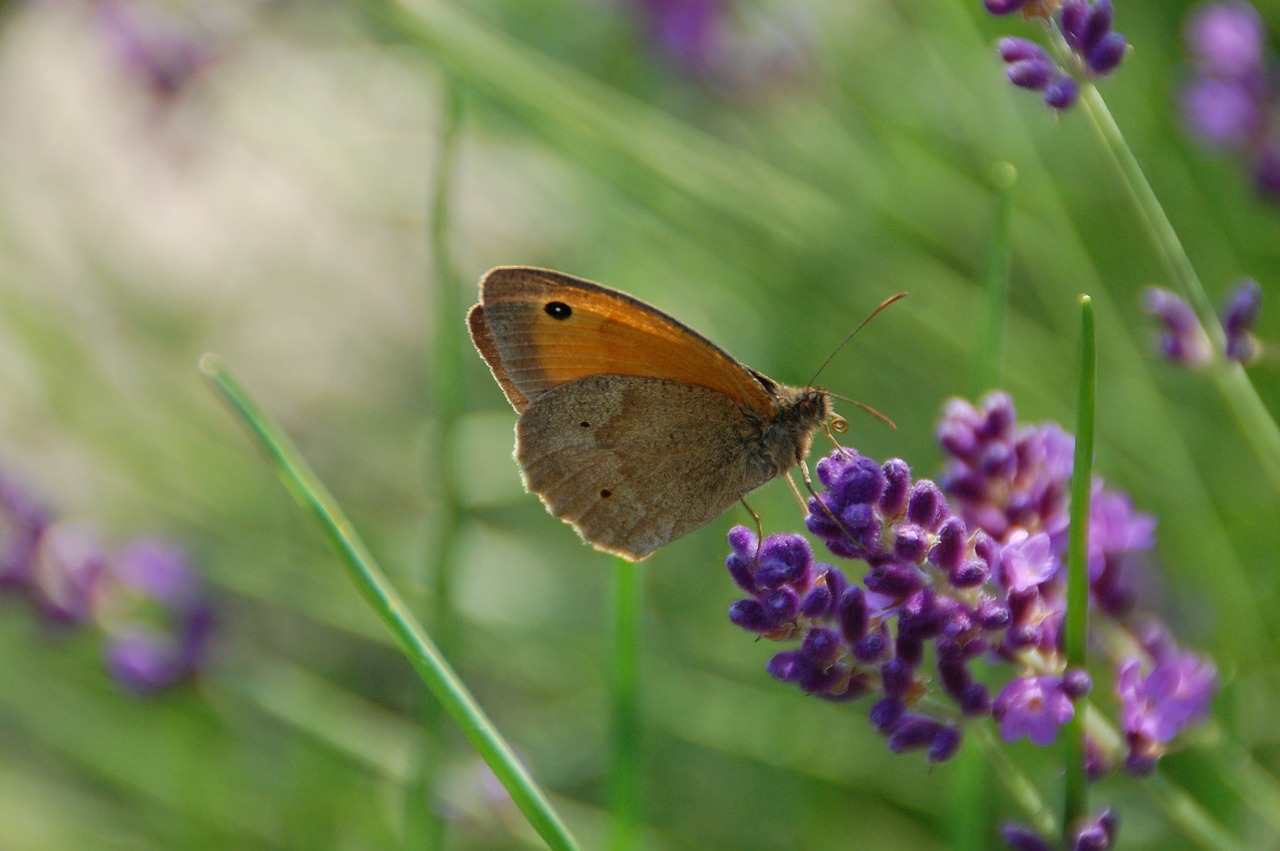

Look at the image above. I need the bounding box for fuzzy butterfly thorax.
[468,266,838,561]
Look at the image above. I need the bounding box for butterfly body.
[468,267,831,561]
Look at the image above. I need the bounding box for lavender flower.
[1179,1,1280,202]
[1221,277,1262,362]
[988,0,1128,111]
[1141,280,1265,367]
[724,392,1215,781]
[0,465,213,694]
[1141,287,1214,368]
[98,539,213,694]
[29,523,107,625]
[0,473,49,590]
[1003,808,1119,851]
[993,674,1075,745]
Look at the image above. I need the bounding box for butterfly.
[468,266,838,561]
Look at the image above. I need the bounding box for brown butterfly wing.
[469,267,776,414]
[516,375,782,560]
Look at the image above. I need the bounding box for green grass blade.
[198,353,581,851]
[1063,295,1095,834]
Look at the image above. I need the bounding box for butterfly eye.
[544,301,573,320]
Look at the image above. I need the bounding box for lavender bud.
[1007,59,1055,91]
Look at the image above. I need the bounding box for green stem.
[1063,295,1095,835]
[971,724,1058,838]
[407,78,466,851]
[199,354,581,851]
[609,556,642,850]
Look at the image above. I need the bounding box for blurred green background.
[0,0,1276,847]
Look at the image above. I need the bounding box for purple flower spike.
[1141,286,1214,367]
[722,391,1214,775]
[993,675,1074,745]
[1221,277,1262,362]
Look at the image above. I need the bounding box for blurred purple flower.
[96,0,216,102]
[1003,809,1119,851]
[639,0,725,71]
[1141,280,1266,368]
[1141,286,1214,368]
[1180,76,1263,148]
[0,474,49,590]
[30,522,106,625]
[633,0,812,95]
[1118,652,1217,744]
[0,465,213,694]
[1185,1,1265,78]
[99,539,213,694]
[1179,1,1280,202]
[994,675,1074,746]
[1221,277,1263,362]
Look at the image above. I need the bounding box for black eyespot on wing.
[580,421,591,428]
[600,489,612,498]
[545,301,572,320]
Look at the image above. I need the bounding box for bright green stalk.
[406,79,466,851]
[1063,295,1095,835]
[199,354,581,851]
[609,556,642,850]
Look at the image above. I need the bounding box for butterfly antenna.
[806,292,908,387]
[827,393,896,431]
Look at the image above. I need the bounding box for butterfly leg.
[739,497,764,562]
[799,461,866,550]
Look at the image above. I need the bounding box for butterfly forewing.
[475,267,775,413]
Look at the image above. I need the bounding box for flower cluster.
[987,0,1128,111]
[1142,278,1264,367]
[725,393,1216,845]
[1179,1,1280,200]
[0,467,212,695]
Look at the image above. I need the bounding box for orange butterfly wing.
[468,267,777,414]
